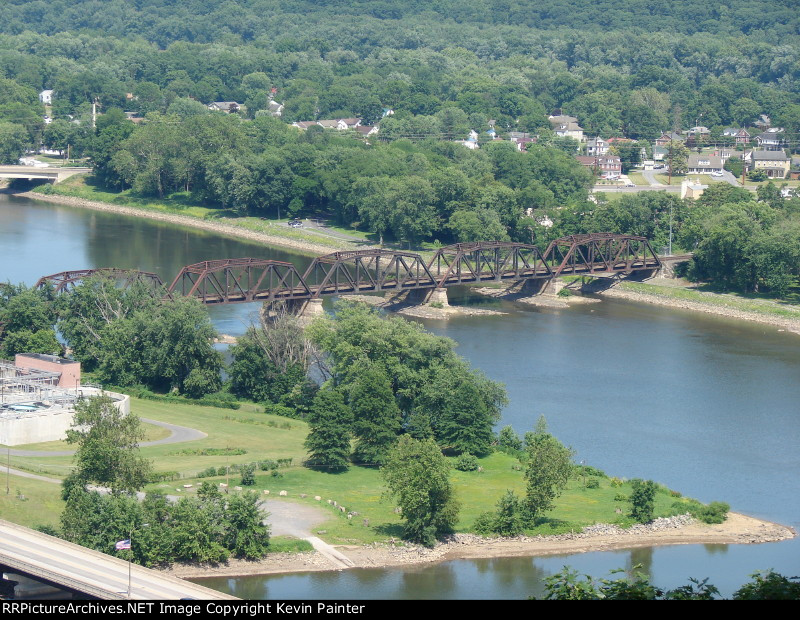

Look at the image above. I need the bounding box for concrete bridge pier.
[519,278,566,297]
[261,298,325,325]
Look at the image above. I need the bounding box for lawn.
[0,474,64,529]
[3,396,714,545]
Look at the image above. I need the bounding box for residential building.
[751,150,791,178]
[681,179,708,200]
[755,130,786,151]
[267,100,284,117]
[208,101,241,113]
[549,115,584,142]
[586,137,609,156]
[39,90,53,105]
[655,131,684,146]
[687,154,724,174]
[576,155,621,177]
[723,128,751,144]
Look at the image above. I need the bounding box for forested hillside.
[2,0,800,294]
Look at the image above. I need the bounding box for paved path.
[4,418,206,457]
[263,498,353,568]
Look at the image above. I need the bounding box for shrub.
[240,463,256,486]
[585,478,600,489]
[454,453,479,471]
[629,479,658,523]
[473,511,496,536]
[696,501,730,524]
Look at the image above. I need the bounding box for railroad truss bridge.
[35,233,667,308]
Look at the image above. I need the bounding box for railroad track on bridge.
[35,233,667,305]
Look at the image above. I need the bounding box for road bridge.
[0,519,236,599]
[35,233,666,306]
[0,165,92,183]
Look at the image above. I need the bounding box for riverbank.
[166,512,794,579]
[14,188,800,332]
[601,279,800,335]
[13,189,364,258]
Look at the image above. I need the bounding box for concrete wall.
[0,390,130,446]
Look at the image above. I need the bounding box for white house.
[39,90,53,105]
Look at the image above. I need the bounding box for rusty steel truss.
[167,258,311,304]
[303,249,438,297]
[543,233,661,277]
[428,241,552,286]
[35,234,663,305]
[34,268,166,294]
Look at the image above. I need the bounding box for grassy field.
[1,395,699,545]
[0,474,64,529]
[626,172,647,186]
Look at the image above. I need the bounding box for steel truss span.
[35,234,662,305]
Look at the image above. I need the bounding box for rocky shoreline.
[167,512,795,580]
[601,284,800,335]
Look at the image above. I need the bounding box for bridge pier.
[261,298,325,325]
[516,278,565,297]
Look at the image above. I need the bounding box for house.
[755,130,786,151]
[267,100,284,117]
[576,155,621,177]
[686,126,711,138]
[681,179,708,200]
[687,154,724,174]
[653,145,669,161]
[586,137,609,156]
[208,102,241,113]
[317,118,362,130]
[755,114,771,131]
[456,130,480,150]
[549,115,584,142]
[655,131,684,146]
[291,121,319,130]
[723,128,751,144]
[751,150,790,179]
[510,135,537,151]
[39,90,53,105]
[355,125,379,137]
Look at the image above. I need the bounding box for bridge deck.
[0,519,236,600]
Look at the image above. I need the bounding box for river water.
[1,194,798,599]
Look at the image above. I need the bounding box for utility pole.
[92,97,100,130]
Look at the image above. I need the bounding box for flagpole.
[128,528,132,599]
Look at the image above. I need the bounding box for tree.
[381,436,460,546]
[0,121,28,164]
[224,491,271,559]
[348,362,401,465]
[303,389,353,471]
[666,140,689,175]
[65,395,152,494]
[523,418,575,522]
[629,478,658,523]
[733,570,800,600]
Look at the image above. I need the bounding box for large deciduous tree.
[381,436,460,547]
[65,395,152,494]
[523,418,575,522]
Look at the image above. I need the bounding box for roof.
[687,154,723,168]
[752,150,789,161]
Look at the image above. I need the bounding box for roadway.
[0,519,237,599]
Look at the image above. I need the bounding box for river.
[1,193,798,599]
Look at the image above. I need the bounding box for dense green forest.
[2,1,800,294]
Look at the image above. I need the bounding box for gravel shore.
[166,512,795,579]
[601,284,800,334]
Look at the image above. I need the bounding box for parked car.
[288,219,303,228]
[711,171,724,177]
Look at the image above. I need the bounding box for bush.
[585,478,600,489]
[473,511,497,536]
[629,479,658,523]
[240,463,256,486]
[454,453,479,471]
[263,403,297,418]
[696,501,730,524]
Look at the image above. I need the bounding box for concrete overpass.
[0,520,236,600]
[0,166,91,183]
